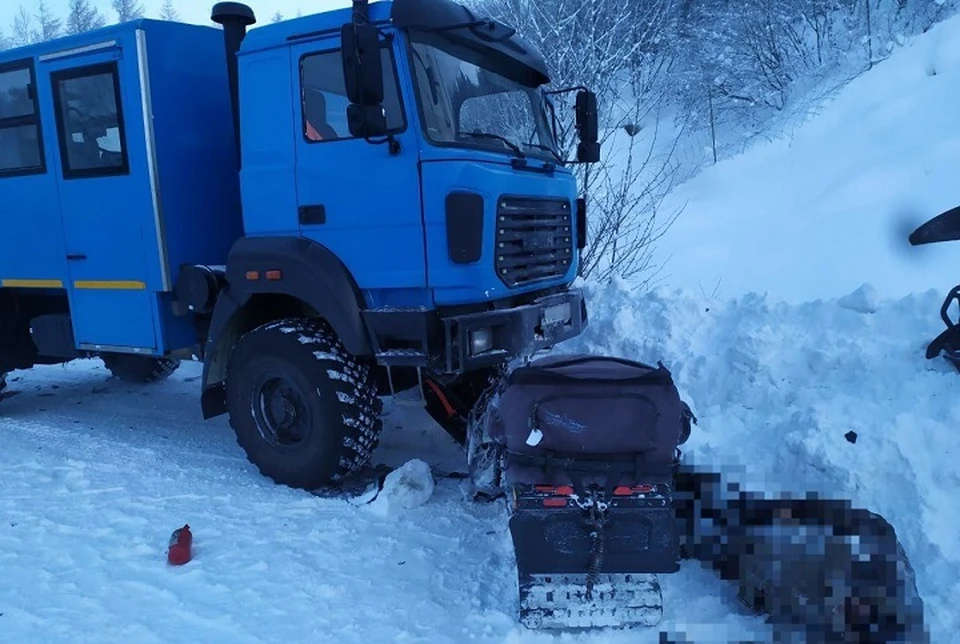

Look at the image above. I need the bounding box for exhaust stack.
[211,2,256,163]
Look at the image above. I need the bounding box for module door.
[41,44,160,353]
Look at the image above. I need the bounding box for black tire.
[225,317,383,490]
[102,354,180,383]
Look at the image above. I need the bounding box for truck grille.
[495,197,573,287]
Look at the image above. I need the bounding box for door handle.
[66,254,87,261]
[298,205,326,225]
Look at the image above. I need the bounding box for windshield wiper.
[463,131,525,158]
[522,142,564,164]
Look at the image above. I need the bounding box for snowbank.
[653,12,960,303]
[565,279,960,641]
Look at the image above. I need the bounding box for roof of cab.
[239,1,394,55]
[0,18,219,65]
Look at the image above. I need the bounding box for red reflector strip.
[555,485,574,496]
[613,486,632,496]
[543,497,567,507]
[634,484,654,493]
[534,485,555,493]
[265,269,282,280]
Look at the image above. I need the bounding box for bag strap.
[508,449,676,478]
[532,355,658,372]
[510,357,674,387]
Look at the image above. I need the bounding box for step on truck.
[0,0,598,490]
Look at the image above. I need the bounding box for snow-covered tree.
[36,1,62,41]
[66,0,106,35]
[272,12,284,23]
[477,0,684,283]
[159,0,180,21]
[112,0,145,22]
[159,0,179,21]
[6,2,61,46]
[11,5,38,46]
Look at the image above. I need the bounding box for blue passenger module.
[0,19,241,356]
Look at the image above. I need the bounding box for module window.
[52,62,129,179]
[0,60,45,176]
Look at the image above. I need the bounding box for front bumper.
[440,288,587,373]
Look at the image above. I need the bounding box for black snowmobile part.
[908,204,960,245]
[920,285,960,369]
[509,480,678,630]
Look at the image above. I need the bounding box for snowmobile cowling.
[468,354,694,629]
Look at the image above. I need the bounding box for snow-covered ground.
[2,282,958,642]
[654,12,960,303]
[0,356,774,643]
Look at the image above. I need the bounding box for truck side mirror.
[575,90,600,163]
[341,22,384,106]
[347,104,388,138]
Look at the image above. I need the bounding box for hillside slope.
[654,12,960,302]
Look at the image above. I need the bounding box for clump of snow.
[654,12,960,302]
[367,458,435,518]
[839,283,882,313]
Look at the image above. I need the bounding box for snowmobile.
[456,353,928,641]
[909,204,960,368]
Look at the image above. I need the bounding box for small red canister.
[167,524,193,565]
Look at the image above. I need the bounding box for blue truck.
[0,0,596,491]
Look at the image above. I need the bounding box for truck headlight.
[469,327,493,355]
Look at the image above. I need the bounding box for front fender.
[198,236,372,419]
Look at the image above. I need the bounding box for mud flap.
[508,484,678,630]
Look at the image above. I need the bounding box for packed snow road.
[0,351,769,643]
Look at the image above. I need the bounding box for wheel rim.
[251,372,311,449]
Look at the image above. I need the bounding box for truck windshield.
[408,33,559,163]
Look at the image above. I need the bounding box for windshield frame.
[402,29,561,165]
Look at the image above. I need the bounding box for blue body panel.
[0,19,240,356]
[419,149,579,305]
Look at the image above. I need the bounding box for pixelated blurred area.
[674,465,929,643]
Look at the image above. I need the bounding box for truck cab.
[0,0,598,490]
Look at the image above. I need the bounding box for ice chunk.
[839,284,881,314]
[368,459,435,518]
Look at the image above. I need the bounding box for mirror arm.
[544,85,589,97]
[351,0,370,23]
[364,133,402,155]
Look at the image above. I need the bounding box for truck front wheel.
[225,317,383,490]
